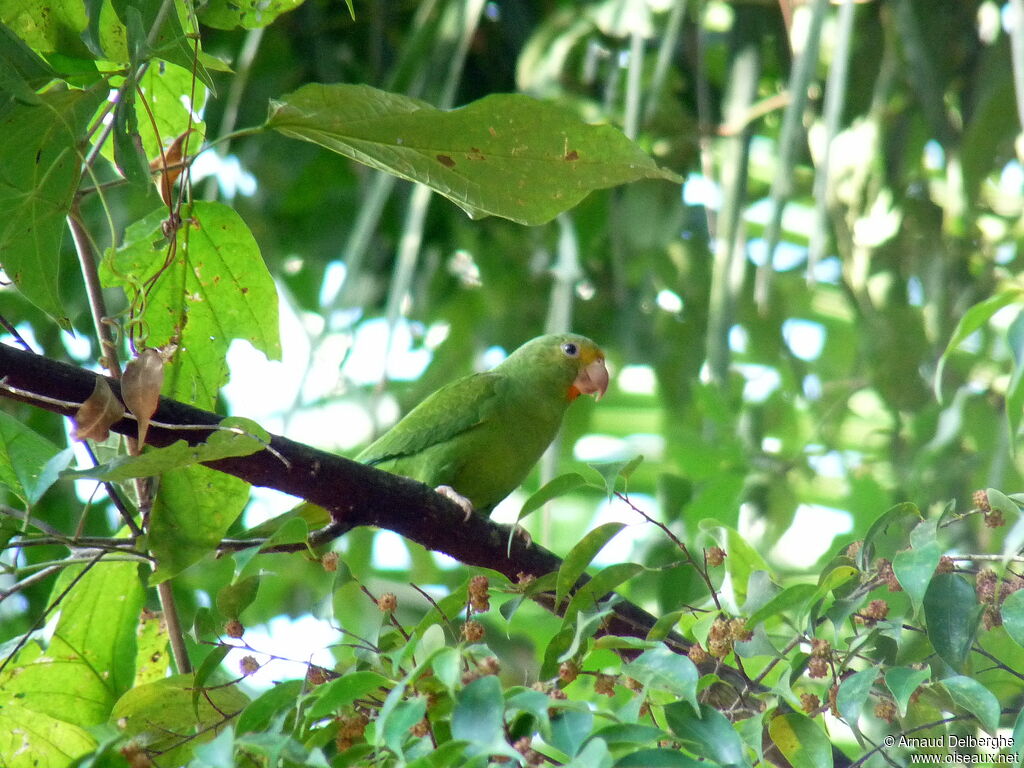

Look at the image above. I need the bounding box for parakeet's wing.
[356,371,504,466]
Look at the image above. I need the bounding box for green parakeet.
[356,333,609,515]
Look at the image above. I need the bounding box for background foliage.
[3,0,1024,766]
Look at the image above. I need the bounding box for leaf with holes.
[267,83,682,226]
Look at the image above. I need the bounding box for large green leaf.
[266,83,682,226]
[0,701,94,768]
[452,675,514,758]
[767,713,832,768]
[0,410,62,505]
[149,464,250,582]
[0,20,56,101]
[892,521,941,615]
[664,701,746,766]
[0,86,104,326]
[622,646,699,710]
[0,642,111,729]
[939,676,1000,734]
[884,665,931,717]
[935,289,1024,401]
[556,521,626,609]
[199,0,308,30]
[69,420,267,482]
[923,573,982,674]
[51,560,145,699]
[111,675,249,767]
[102,201,281,408]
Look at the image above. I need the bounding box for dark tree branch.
[0,342,696,656]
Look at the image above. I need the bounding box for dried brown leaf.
[150,131,193,207]
[122,348,165,445]
[72,377,125,442]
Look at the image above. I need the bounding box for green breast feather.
[355,333,605,514]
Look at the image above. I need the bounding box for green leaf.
[892,524,941,615]
[381,697,427,757]
[0,20,56,101]
[0,638,111,730]
[308,672,391,720]
[149,465,250,582]
[0,0,92,58]
[192,727,236,768]
[0,87,104,326]
[884,665,931,717]
[199,0,307,30]
[551,607,614,667]
[591,723,667,746]
[215,576,260,620]
[746,583,817,630]
[1006,313,1024,440]
[505,687,554,739]
[0,702,95,767]
[1002,588,1024,648]
[0,411,62,505]
[923,573,982,674]
[589,455,643,495]
[452,676,513,757]
[939,675,1000,734]
[134,608,170,685]
[549,708,594,758]
[69,430,265,482]
[646,610,684,642]
[556,522,627,609]
[236,679,304,735]
[562,562,644,626]
[623,646,699,711]
[101,201,281,409]
[192,644,232,718]
[859,502,922,568]
[936,289,1024,401]
[835,667,879,732]
[767,713,833,768]
[1012,708,1024,762]
[50,559,145,701]
[664,701,746,766]
[111,675,249,768]
[565,737,613,768]
[267,83,682,226]
[615,749,706,768]
[135,58,208,159]
[701,523,772,607]
[518,472,589,522]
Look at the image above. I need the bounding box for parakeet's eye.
[562,342,579,357]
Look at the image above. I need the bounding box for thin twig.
[0,550,106,676]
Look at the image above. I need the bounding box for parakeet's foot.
[435,485,475,521]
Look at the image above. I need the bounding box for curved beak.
[571,357,609,401]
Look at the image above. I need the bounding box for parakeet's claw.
[512,523,532,548]
[435,485,475,521]
[502,522,533,555]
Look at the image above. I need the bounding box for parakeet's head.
[500,333,609,402]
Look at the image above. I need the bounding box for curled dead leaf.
[150,130,194,207]
[122,347,166,446]
[72,377,125,442]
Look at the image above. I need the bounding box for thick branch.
[0,343,687,652]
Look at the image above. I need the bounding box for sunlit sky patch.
[191,151,257,200]
[224,614,337,691]
[782,318,826,361]
[617,364,657,395]
[770,503,853,568]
